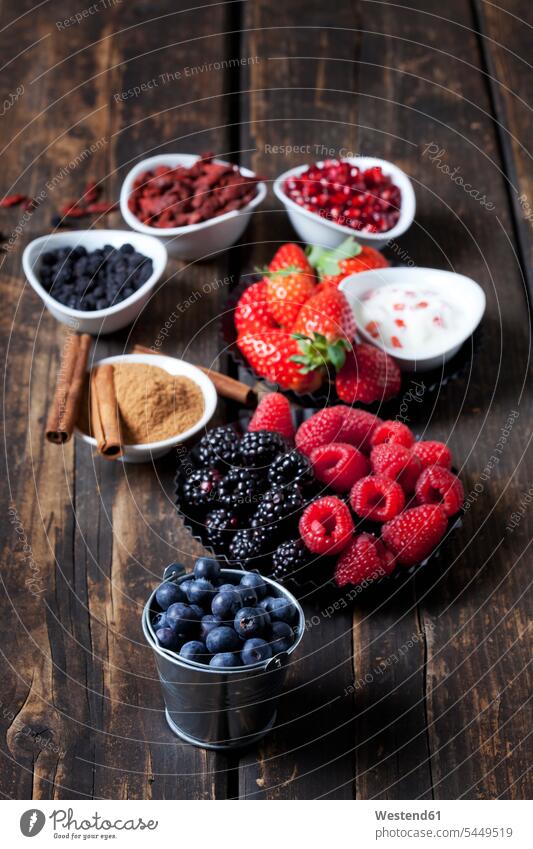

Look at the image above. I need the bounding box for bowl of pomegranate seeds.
[273,156,415,249]
[120,153,266,259]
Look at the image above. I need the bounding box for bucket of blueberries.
[142,556,304,750]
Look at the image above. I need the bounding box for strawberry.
[248,393,295,441]
[269,243,314,276]
[260,239,315,328]
[381,504,448,566]
[334,532,396,587]
[415,466,464,516]
[295,407,346,457]
[234,280,277,336]
[336,343,401,404]
[292,288,356,345]
[308,236,389,289]
[237,330,323,394]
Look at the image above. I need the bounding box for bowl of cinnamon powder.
[76,353,217,462]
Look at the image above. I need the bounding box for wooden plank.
[0,0,235,799]
[349,0,533,800]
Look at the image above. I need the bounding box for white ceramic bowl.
[119,153,267,259]
[22,230,168,335]
[273,156,416,250]
[76,352,218,463]
[339,266,486,371]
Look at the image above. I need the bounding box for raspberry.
[248,393,295,441]
[412,440,452,470]
[370,444,422,492]
[295,407,345,457]
[299,496,354,555]
[350,474,405,522]
[337,406,382,454]
[415,466,464,516]
[381,504,448,566]
[310,442,369,493]
[371,420,414,450]
[334,533,396,587]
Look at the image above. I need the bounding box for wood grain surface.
[0,0,531,800]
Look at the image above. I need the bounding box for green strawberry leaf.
[310,236,363,278]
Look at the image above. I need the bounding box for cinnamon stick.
[90,365,122,458]
[131,344,256,406]
[46,333,92,444]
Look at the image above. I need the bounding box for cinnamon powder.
[111,363,204,444]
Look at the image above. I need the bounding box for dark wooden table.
[0,0,531,800]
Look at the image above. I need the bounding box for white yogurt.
[357,286,471,358]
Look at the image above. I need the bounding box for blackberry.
[205,508,239,551]
[228,527,271,569]
[195,425,240,470]
[268,450,314,488]
[239,430,286,470]
[271,539,311,582]
[217,467,265,514]
[180,468,221,509]
[251,485,304,534]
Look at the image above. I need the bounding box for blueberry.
[239,586,258,607]
[258,596,277,613]
[155,627,180,651]
[209,653,242,668]
[152,611,168,630]
[206,626,241,654]
[166,602,198,637]
[234,607,269,639]
[211,590,241,620]
[241,638,272,665]
[218,582,239,594]
[268,621,295,653]
[189,604,204,620]
[186,578,216,606]
[179,640,209,663]
[240,572,268,599]
[267,597,297,625]
[155,581,187,610]
[193,557,221,582]
[200,614,221,639]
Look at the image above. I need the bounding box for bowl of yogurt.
[339,267,486,371]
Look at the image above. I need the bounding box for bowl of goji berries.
[120,152,266,260]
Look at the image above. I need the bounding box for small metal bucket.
[142,566,305,750]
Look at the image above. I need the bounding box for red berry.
[371,420,414,449]
[350,474,405,522]
[234,280,277,336]
[295,407,345,457]
[415,465,464,517]
[310,442,369,493]
[338,406,382,453]
[334,532,396,587]
[412,440,452,470]
[336,343,401,404]
[370,444,422,492]
[381,504,448,566]
[299,496,354,555]
[248,393,295,441]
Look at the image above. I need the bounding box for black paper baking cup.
[174,421,464,602]
[221,275,484,411]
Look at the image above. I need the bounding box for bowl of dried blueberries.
[22,229,168,334]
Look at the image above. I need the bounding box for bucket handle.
[163,562,187,581]
[265,652,289,672]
